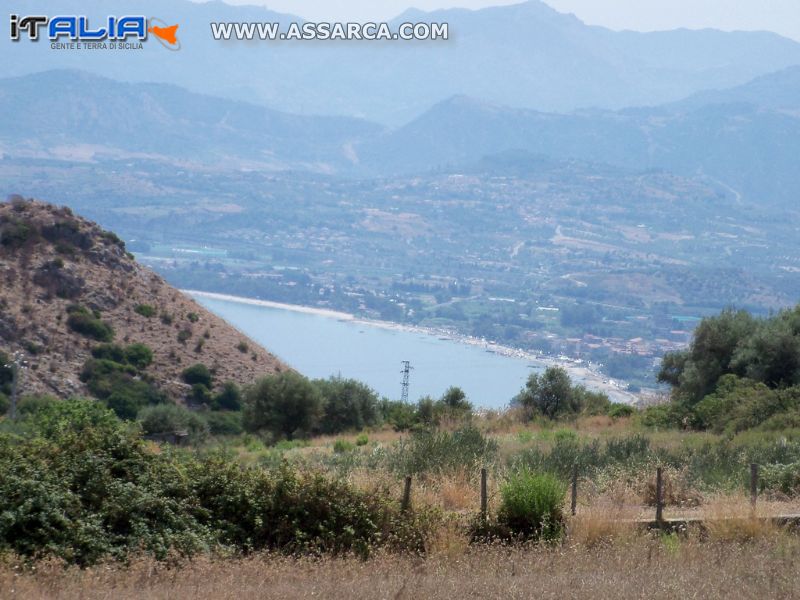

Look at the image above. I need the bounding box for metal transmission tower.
[400,360,413,403]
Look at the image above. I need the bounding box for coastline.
[184,289,641,405]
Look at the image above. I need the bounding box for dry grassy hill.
[0,197,286,400]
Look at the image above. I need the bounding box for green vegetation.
[387,426,497,476]
[66,304,114,342]
[655,305,800,433]
[243,371,323,440]
[134,303,156,318]
[314,376,381,434]
[184,363,210,390]
[0,399,428,565]
[212,381,242,411]
[497,470,565,541]
[80,343,166,419]
[513,366,610,420]
[138,404,208,441]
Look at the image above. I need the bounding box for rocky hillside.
[0,197,286,401]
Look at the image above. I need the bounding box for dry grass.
[5,537,800,599]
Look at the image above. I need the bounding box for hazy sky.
[220,0,800,42]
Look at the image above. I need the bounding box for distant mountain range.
[355,66,800,205]
[2,66,798,206]
[3,0,800,124]
[0,70,378,171]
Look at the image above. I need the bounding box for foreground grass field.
[4,536,799,599]
[207,414,800,520]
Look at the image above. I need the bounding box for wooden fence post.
[571,464,578,516]
[480,468,488,520]
[750,463,759,508]
[655,467,664,524]
[401,475,412,512]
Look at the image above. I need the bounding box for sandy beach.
[185,290,641,405]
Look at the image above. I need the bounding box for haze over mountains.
[4,0,800,124]
[2,65,799,207]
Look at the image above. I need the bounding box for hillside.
[0,197,286,400]
[355,80,800,205]
[0,70,381,170]
[2,0,799,124]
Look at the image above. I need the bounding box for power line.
[400,360,413,403]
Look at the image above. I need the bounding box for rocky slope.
[0,197,286,400]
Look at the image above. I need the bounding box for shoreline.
[185,289,641,405]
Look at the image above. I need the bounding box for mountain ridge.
[3,0,800,124]
[0,197,287,400]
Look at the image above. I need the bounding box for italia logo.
[9,15,181,50]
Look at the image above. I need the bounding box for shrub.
[315,376,381,434]
[243,372,324,440]
[190,383,212,405]
[608,403,635,418]
[81,356,166,420]
[0,399,432,565]
[380,399,417,431]
[761,462,800,496]
[497,470,566,541]
[91,343,152,371]
[333,439,355,453]
[66,307,114,342]
[355,433,369,446]
[388,426,498,476]
[212,381,242,411]
[91,343,126,364]
[138,404,209,441]
[236,341,249,353]
[123,343,153,370]
[182,363,212,387]
[513,367,608,420]
[16,394,57,417]
[134,304,156,318]
[0,219,36,249]
[203,411,244,436]
[177,328,192,344]
[187,312,200,323]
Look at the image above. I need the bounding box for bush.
[134,304,156,318]
[243,372,324,440]
[388,426,498,476]
[513,367,608,420]
[497,470,566,541]
[203,411,244,436]
[124,343,153,370]
[0,219,36,249]
[17,394,57,417]
[90,343,153,370]
[380,399,417,431]
[80,357,166,420]
[182,363,212,388]
[212,381,242,411]
[190,383,212,405]
[355,433,369,446]
[0,399,433,565]
[187,312,200,323]
[138,404,209,441]
[91,343,126,364]
[333,439,355,453]
[608,403,635,418]
[315,376,381,434]
[66,307,114,342]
